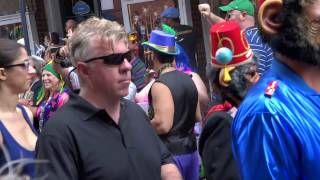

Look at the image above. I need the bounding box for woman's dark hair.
[154,51,175,64]
[49,32,60,45]
[0,38,25,67]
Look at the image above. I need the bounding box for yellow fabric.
[223,67,232,82]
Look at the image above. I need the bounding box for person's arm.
[199,112,240,180]
[35,134,79,180]
[232,112,299,180]
[150,82,174,134]
[156,132,182,180]
[135,79,155,103]
[161,164,182,180]
[195,101,202,122]
[198,3,225,25]
[191,72,209,117]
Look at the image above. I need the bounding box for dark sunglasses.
[4,59,30,70]
[84,51,132,65]
[225,12,241,20]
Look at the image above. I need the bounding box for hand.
[198,3,211,17]
[67,29,73,38]
[19,98,33,106]
[59,46,69,58]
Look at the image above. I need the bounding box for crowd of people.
[0,0,319,179]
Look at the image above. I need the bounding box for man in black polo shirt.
[35,17,182,180]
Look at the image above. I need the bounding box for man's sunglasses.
[4,59,30,70]
[83,51,132,65]
[225,12,242,20]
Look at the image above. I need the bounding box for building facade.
[1,0,229,86]
[0,0,40,54]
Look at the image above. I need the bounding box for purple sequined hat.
[142,30,180,55]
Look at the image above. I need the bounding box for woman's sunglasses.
[83,51,132,65]
[4,59,30,70]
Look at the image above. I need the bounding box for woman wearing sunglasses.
[36,63,69,132]
[0,38,38,178]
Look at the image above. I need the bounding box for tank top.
[149,70,198,155]
[0,104,38,178]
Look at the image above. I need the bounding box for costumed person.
[161,24,193,73]
[36,63,69,132]
[135,26,209,116]
[0,38,38,178]
[198,21,260,180]
[162,24,209,117]
[232,0,320,179]
[143,30,201,180]
[198,0,274,75]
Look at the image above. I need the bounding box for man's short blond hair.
[68,17,127,66]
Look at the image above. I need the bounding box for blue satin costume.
[232,59,320,180]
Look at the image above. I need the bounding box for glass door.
[0,22,23,40]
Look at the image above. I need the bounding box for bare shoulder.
[151,82,174,104]
[190,72,202,82]
[161,163,182,180]
[151,82,171,96]
[190,72,208,92]
[151,82,170,93]
[190,72,200,78]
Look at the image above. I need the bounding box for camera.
[51,47,73,68]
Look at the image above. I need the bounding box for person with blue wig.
[143,29,201,180]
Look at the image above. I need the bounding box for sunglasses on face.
[83,51,132,65]
[4,59,30,70]
[225,12,241,20]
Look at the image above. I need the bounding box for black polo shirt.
[35,93,173,180]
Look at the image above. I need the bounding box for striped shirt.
[67,67,80,91]
[131,57,146,91]
[245,26,274,75]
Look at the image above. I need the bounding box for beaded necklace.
[155,63,173,78]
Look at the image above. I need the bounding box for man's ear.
[258,0,283,34]
[241,11,248,20]
[0,68,7,81]
[76,62,89,78]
